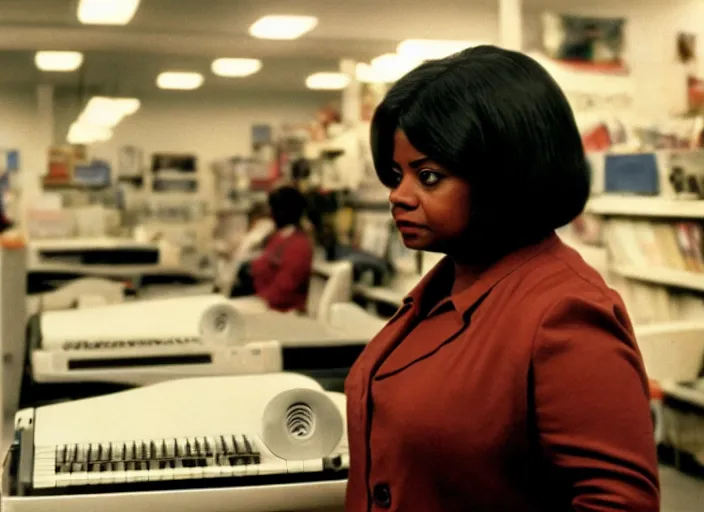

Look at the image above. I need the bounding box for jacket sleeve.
[532,293,660,512]
[257,235,313,310]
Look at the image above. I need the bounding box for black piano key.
[194,438,202,457]
[184,439,192,457]
[125,442,135,461]
[87,445,97,463]
[204,437,213,456]
[232,435,242,454]
[112,443,124,461]
[56,445,66,464]
[134,442,143,460]
[102,443,111,462]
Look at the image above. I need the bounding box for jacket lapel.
[369,234,561,380]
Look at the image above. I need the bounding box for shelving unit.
[586,196,704,218]
[577,194,704,325]
[612,265,704,292]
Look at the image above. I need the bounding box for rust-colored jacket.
[345,233,659,512]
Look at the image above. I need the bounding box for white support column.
[499,0,523,51]
[340,59,361,127]
[21,85,54,229]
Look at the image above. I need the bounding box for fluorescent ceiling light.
[156,72,204,90]
[397,39,480,60]
[34,51,83,72]
[249,15,318,40]
[67,121,113,145]
[78,96,140,128]
[305,72,350,90]
[78,0,140,25]
[211,58,262,77]
[370,53,423,82]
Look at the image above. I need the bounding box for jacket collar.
[404,232,561,320]
[371,233,561,379]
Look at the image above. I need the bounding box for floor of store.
[660,465,704,511]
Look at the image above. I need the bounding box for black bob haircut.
[371,45,590,263]
[268,185,307,228]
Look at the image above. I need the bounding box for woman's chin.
[400,234,432,250]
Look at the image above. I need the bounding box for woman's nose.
[389,176,419,210]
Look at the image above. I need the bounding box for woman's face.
[389,130,472,253]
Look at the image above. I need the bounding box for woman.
[226,202,276,297]
[250,185,313,313]
[345,46,659,512]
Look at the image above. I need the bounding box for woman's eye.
[418,169,442,186]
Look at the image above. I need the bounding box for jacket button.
[372,483,391,508]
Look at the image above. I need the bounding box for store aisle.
[660,465,704,511]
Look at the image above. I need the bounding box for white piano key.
[55,472,72,487]
[172,459,191,480]
[257,461,287,476]
[217,458,234,477]
[33,477,57,489]
[87,464,102,484]
[69,471,89,486]
[112,462,127,483]
[100,469,117,485]
[303,459,323,473]
[203,457,222,479]
[286,460,304,473]
[134,461,149,482]
[124,462,140,483]
[148,460,162,481]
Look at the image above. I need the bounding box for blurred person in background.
[250,185,313,312]
[226,202,276,297]
[344,45,659,512]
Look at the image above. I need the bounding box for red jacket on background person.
[250,226,313,313]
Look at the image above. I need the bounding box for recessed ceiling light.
[249,15,318,40]
[396,39,480,60]
[211,58,262,77]
[156,72,204,90]
[78,0,141,25]
[34,51,84,72]
[305,72,350,90]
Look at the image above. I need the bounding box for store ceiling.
[0,0,500,93]
[0,0,641,93]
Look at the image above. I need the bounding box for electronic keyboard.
[3,373,349,512]
[29,294,370,387]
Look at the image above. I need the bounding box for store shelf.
[613,265,704,292]
[586,196,704,218]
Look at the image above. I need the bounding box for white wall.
[0,87,52,222]
[524,0,704,120]
[54,89,337,170]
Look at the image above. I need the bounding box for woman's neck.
[451,260,485,296]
